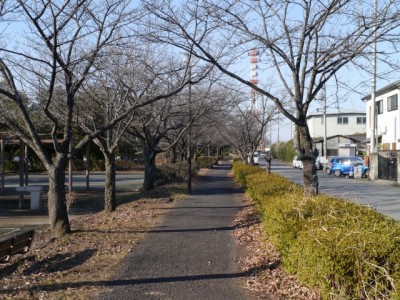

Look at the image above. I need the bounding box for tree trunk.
[179,150,185,162]
[104,153,116,212]
[142,147,156,191]
[47,161,71,238]
[170,145,177,163]
[297,124,319,196]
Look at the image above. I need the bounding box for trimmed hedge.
[232,161,264,187]
[234,168,400,299]
[155,161,200,186]
[196,156,218,169]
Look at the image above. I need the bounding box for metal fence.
[378,151,398,181]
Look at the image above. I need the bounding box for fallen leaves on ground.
[231,198,321,300]
[0,194,175,300]
[2,176,321,300]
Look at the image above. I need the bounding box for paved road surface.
[260,159,400,221]
[98,163,258,300]
[1,172,143,191]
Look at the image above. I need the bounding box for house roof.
[307,109,365,119]
[361,80,400,101]
[312,134,366,143]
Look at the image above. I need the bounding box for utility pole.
[277,111,280,143]
[370,0,377,154]
[323,84,327,162]
[184,54,192,194]
[0,139,3,193]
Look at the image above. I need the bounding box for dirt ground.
[0,172,320,300]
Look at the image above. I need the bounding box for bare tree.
[76,47,188,212]
[130,71,224,191]
[165,80,234,162]
[142,0,400,194]
[129,97,190,191]
[0,1,194,237]
[216,90,277,164]
[0,1,138,237]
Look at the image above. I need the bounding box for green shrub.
[115,159,145,171]
[246,172,296,200]
[196,156,217,168]
[232,161,264,187]
[284,195,400,299]
[155,162,200,186]
[232,166,400,299]
[270,140,296,161]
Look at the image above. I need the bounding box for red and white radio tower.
[249,48,259,105]
[249,48,265,151]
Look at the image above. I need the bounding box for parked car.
[327,156,369,177]
[315,157,323,170]
[292,156,303,169]
[325,156,338,175]
[248,152,259,165]
[253,152,259,165]
[293,156,322,170]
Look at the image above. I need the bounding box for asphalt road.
[259,158,400,221]
[98,163,258,300]
[1,172,144,191]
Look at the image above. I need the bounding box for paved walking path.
[98,163,257,300]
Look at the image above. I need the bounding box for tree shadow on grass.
[0,249,96,278]
[27,249,97,276]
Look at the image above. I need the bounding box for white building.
[362,80,400,151]
[307,110,366,160]
[307,110,367,138]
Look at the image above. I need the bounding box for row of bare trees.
[0,0,255,238]
[141,0,400,193]
[1,0,400,238]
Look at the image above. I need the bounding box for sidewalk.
[98,163,257,300]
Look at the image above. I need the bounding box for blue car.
[327,156,369,178]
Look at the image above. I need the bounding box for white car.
[293,156,322,170]
[292,156,303,169]
[315,157,323,170]
[248,152,259,165]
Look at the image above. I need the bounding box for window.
[356,117,366,124]
[376,100,383,114]
[387,94,398,111]
[337,116,349,124]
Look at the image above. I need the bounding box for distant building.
[307,110,367,138]
[362,80,400,151]
[307,110,366,159]
[312,134,367,158]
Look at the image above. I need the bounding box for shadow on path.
[0,261,278,294]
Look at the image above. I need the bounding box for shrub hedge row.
[233,161,400,299]
[232,160,264,187]
[196,156,218,169]
[155,161,200,186]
